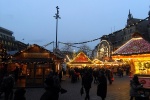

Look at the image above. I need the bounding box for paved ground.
[0,75,131,100]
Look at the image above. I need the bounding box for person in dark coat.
[82,70,93,100]
[13,66,19,82]
[58,70,62,82]
[13,88,26,100]
[41,72,61,100]
[93,68,99,84]
[106,68,113,85]
[130,75,143,100]
[1,74,15,100]
[40,85,59,100]
[97,71,107,100]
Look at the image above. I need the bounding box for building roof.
[7,50,18,55]
[92,59,102,64]
[0,27,13,35]
[113,34,150,55]
[69,52,92,64]
[12,44,63,63]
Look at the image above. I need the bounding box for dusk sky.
[0,0,150,51]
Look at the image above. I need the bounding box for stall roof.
[113,34,150,55]
[69,52,92,64]
[92,59,102,64]
[12,44,63,62]
[7,50,18,55]
[13,44,52,56]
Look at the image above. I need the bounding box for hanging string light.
[59,16,149,45]
[59,42,93,52]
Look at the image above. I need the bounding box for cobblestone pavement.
[0,75,131,100]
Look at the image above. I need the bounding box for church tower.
[128,9,133,20]
[127,9,133,25]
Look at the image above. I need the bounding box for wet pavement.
[0,75,131,100]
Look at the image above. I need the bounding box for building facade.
[93,10,150,60]
[0,27,28,52]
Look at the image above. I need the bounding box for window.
[130,29,132,33]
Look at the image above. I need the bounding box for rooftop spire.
[128,9,133,20]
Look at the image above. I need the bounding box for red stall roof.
[70,52,92,64]
[113,36,150,55]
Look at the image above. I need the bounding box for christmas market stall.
[92,59,103,67]
[0,43,8,84]
[9,44,63,87]
[67,52,93,68]
[92,58,124,69]
[112,33,150,87]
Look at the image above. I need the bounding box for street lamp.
[54,6,61,49]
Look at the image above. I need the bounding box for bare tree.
[60,43,75,60]
[61,42,73,52]
[77,44,92,57]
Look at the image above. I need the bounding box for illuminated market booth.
[67,52,94,68]
[0,43,7,68]
[92,58,124,68]
[67,52,123,69]
[92,59,103,67]
[9,44,63,87]
[112,33,150,87]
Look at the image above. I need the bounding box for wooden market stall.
[67,52,93,68]
[92,58,124,69]
[9,44,63,87]
[92,59,103,67]
[67,52,122,69]
[112,33,150,87]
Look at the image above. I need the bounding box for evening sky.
[0,0,150,51]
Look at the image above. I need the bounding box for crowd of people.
[67,65,134,100]
[0,68,65,100]
[0,65,25,100]
[2,64,147,100]
[68,66,121,100]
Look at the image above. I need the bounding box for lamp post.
[54,6,61,49]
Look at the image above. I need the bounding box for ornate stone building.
[93,10,150,60]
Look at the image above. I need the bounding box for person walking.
[106,68,113,85]
[130,75,143,100]
[93,68,99,84]
[13,66,19,82]
[13,88,26,100]
[41,72,61,100]
[97,71,107,100]
[1,74,15,100]
[41,77,58,100]
[82,69,93,100]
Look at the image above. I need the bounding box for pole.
[54,6,60,49]
[56,18,58,49]
[53,41,54,51]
